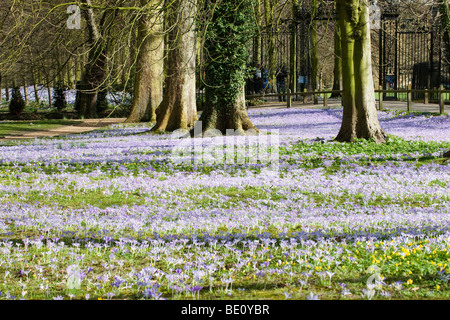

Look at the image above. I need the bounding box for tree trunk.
[77,1,103,118]
[151,0,197,132]
[126,0,164,123]
[253,2,262,67]
[55,50,63,85]
[335,0,386,143]
[66,63,72,89]
[31,68,40,104]
[34,82,40,104]
[76,55,83,84]
[289,0,298,95]
[264,0,276,93]
[120,46,128,88]
[23,78,28,106]
[310,0,319,91]
[199,86,256,134]
[76,0,116,118]
[440,0,450,68]
[195,0,257,135]
[46,75,52,108]
[71,58,78,88]
[331,22,343,97]
[5,79,9,101]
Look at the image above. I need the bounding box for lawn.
[0,120,79,137]
[0,108,448,300]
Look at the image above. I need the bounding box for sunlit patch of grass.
[0,120,79,136]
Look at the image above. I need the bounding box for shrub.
[53,83,67,112]
[8,87,25,116]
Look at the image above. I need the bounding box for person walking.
[253,64,262,94]
[261,67,270,93]
[276,66,287,102]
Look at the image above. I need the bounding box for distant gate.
[250,1,450,101]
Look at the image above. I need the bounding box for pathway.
[0,118,126,142]
[247,97,450,113]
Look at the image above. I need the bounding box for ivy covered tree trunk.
[331,22,343,97]
[440,0,450,65]
[335,0,386,143]
[126,0,164,123]
[196,0,257,135]
[151,0,197,132]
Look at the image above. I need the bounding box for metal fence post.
[287,89,291,108]
[407,84,412,112]
[379,85,383,111]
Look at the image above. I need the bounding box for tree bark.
[33,82,40,104]
[289,0,298,95]
[335,0,386,143]
[331,22,343,97]
[199,86,256,134]
[66,63,72,89]
[441,0,450,52]
[76,0,117,118]
[151,0,197,132]
[310,0,319,91]
[126,0,164,123]
[440,0,450,69]
[195,0,257,135]
[77,1,103,118]
[5,78,9,101]
[46,74,52,108]
[253,1,262,67]
[23,78,28,106]
[264,0,276,92]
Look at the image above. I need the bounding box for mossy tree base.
[197,88,257,135]
[151,0,197,132]
[192,0,257,137]
[335,0,386,144]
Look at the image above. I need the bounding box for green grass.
[0,120,79,136]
